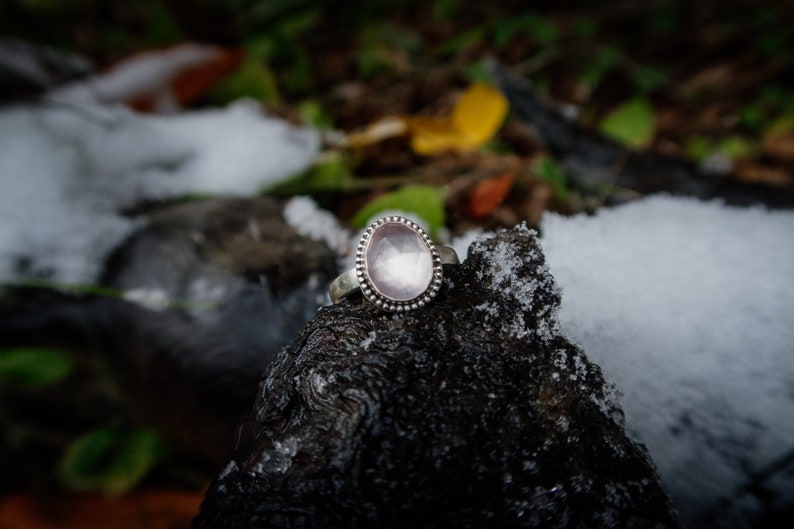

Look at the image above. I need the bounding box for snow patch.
[49,43,226,111]
[359,330,378,351]
[471,224,561,342]
[0,101,319,284]
[284,196,353,269]
[540,194,794,522]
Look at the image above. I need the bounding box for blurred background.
[0,0,792,527]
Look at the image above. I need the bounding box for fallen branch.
[488,59,794,209]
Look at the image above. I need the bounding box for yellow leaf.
[404,116,461,155]
[452,83,508,148]
[407,83,508,155]
[343,83,508,156]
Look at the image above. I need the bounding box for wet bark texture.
[195,225,680,528]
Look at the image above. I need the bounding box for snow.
[450,228,489,261]
[283,196,353,263]
[470,224,561,342]
[49,43,227,111]
[540,195,794,524]
[0,100,320,284]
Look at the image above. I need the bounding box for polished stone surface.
[366,223,432,301]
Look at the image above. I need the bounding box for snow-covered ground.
[0,100,319,283]
[540,196,794,524]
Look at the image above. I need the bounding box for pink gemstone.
[366,223,433,301]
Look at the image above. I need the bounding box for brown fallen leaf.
[50,44,243,112]
[762,131,794,161]
[167,48,244,110]
[0,489,203,529]
[468,171,516,218]
[676,63,734,99]
[734,160,792,185]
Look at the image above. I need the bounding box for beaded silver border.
[355,216,443,312]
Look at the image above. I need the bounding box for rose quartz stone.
[366,223,433,301]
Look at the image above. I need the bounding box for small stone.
[365,222,433,301]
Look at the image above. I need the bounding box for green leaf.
[739,85,788,131]
[532,156,569,201]
[579,63,609,93]
[298,100,333,130]
[0,347,74,388]
[717,135,756,160]
[435,27,485,59]
[526,14,559,47]
[211,52,280,105]
[649,10,679,34]
[9,279,123,298]
[378,24,423,54]
[491,17,524,49]
[433,0,461,21]
[280,45,313,94]
[357,44,398,79]
[632,65,667,93]
[685,135,757,162]
[267,152,353,196]
[577,46,620,92]
[684,135,713,161]
[352,185,445,236]
[599,97,656,149]
[739,105,765,130]
[766,102,794,136]
[573,17,598,38]
[463,59,491,84]
[491,13,558,49]
[58,426,167,496]
[356,23,422,79]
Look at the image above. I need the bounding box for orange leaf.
[52,44,243,112]
[168,47,244,108]
[0,489,204,529]
[468,172,516,218]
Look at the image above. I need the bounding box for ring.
[330,216,459,312]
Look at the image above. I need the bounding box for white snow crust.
[0,101,319,284]
[541,195,794,523]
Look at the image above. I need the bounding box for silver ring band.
[329,216,460,312]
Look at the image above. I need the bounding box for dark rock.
[0,39,92,102]
[194,225,680,528]
[0,197,336,468]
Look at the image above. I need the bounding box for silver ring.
[330,216,459,312]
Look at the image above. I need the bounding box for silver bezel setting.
[355,216,443,312]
